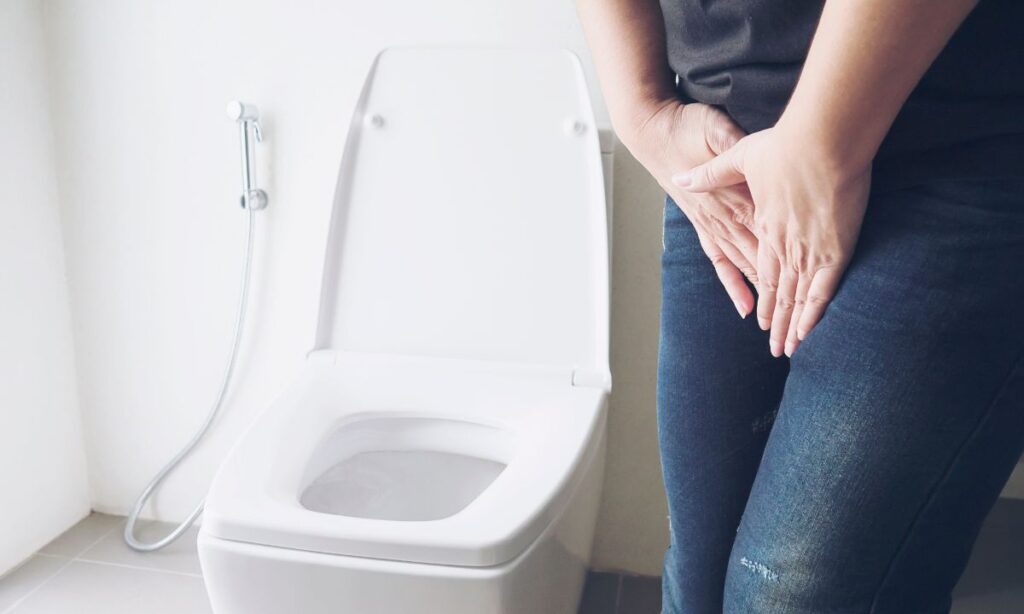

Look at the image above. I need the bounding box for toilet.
[198,46,613,614]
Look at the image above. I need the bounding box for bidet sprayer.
[227,100,268,210]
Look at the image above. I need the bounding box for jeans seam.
[662,200,668,251]
[866,350,1024,614]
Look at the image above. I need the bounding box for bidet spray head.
[227,101,268,210]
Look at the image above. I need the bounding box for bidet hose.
[124,206,257,552]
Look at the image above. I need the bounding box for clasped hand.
[673,122,872,357]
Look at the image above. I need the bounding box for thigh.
[723,179,1024,614]
[658,196,790,614]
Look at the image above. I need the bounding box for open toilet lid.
[313,46,610,378]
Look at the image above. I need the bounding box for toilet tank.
[314,47,611,382]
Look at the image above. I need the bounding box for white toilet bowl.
[199,46,612,614]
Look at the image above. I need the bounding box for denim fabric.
[657,179,1024,614]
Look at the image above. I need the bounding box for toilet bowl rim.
[201,351,608,567]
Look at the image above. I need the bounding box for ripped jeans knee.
[722,550,824,614]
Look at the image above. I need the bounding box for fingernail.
[733,301,748,318]
[784,342,795,357]
[671,172,692,188]
[758,317,769,331]
[770,340,782,357]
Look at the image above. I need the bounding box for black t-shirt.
[660,0,1024,191]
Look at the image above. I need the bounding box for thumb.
[672,145,746,192]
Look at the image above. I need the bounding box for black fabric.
[660,0,1024,192]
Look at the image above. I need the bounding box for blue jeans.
[657,179,1024,613]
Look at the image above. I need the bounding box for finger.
[728,225,759,278]
[671,146,746,192]
[769,268,798,358]
[721,188,758,277]
[716,238,759,294]
[723,186,756,229]
[796,267,842,340]
[785,273,811,357]
[756,241,780,331]
[697,189,758,268]
[694,229,755,318]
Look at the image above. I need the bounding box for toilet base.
[198,430,606,614]
[199,529,581,614]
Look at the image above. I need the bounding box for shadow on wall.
[591,145,671,576]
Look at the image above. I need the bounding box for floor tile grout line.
[3,516,129,614]
[0,556,76,614]
[71,558,203,579]
[73,517,204,578]
[1,515,119,609]
[37,513,119,559]
[71,517,124,561]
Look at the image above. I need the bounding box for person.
[576,0,1024,612]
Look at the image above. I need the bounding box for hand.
[622,99,760,317]
[673,123,872,357]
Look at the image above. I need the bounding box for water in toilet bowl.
[300,450,506,521]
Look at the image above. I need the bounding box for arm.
[574,0,675,147]
[576,0,763,317]
[676,0,979,356]
[784,0,980,171]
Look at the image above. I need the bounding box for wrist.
[775,106,878,176]
[612,93,680,150]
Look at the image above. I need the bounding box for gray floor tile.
[9,561,211,614]
[619,575,661,614]
[0,556,70,612]
[78,520,201,575]
[952,588,1024,614]
[578,572,620,614]
[953,498,1024,601]
[37,513,120,558]
[950,589,1024,614]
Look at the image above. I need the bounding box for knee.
[722,549,846,614]
[723,552,791,614]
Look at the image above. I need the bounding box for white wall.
[43,0,670,574]
[0,0,91,575]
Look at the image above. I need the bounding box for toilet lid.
[313,47,609,376]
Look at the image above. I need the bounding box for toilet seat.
[202,350,607,567]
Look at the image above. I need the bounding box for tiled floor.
[1,499,1022,613]
[0,514,209,614]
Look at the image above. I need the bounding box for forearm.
[575,0,676,143]
[781,0,979,169]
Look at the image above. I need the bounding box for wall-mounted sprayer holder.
[124,101,267,552]
[226,101,269,210]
